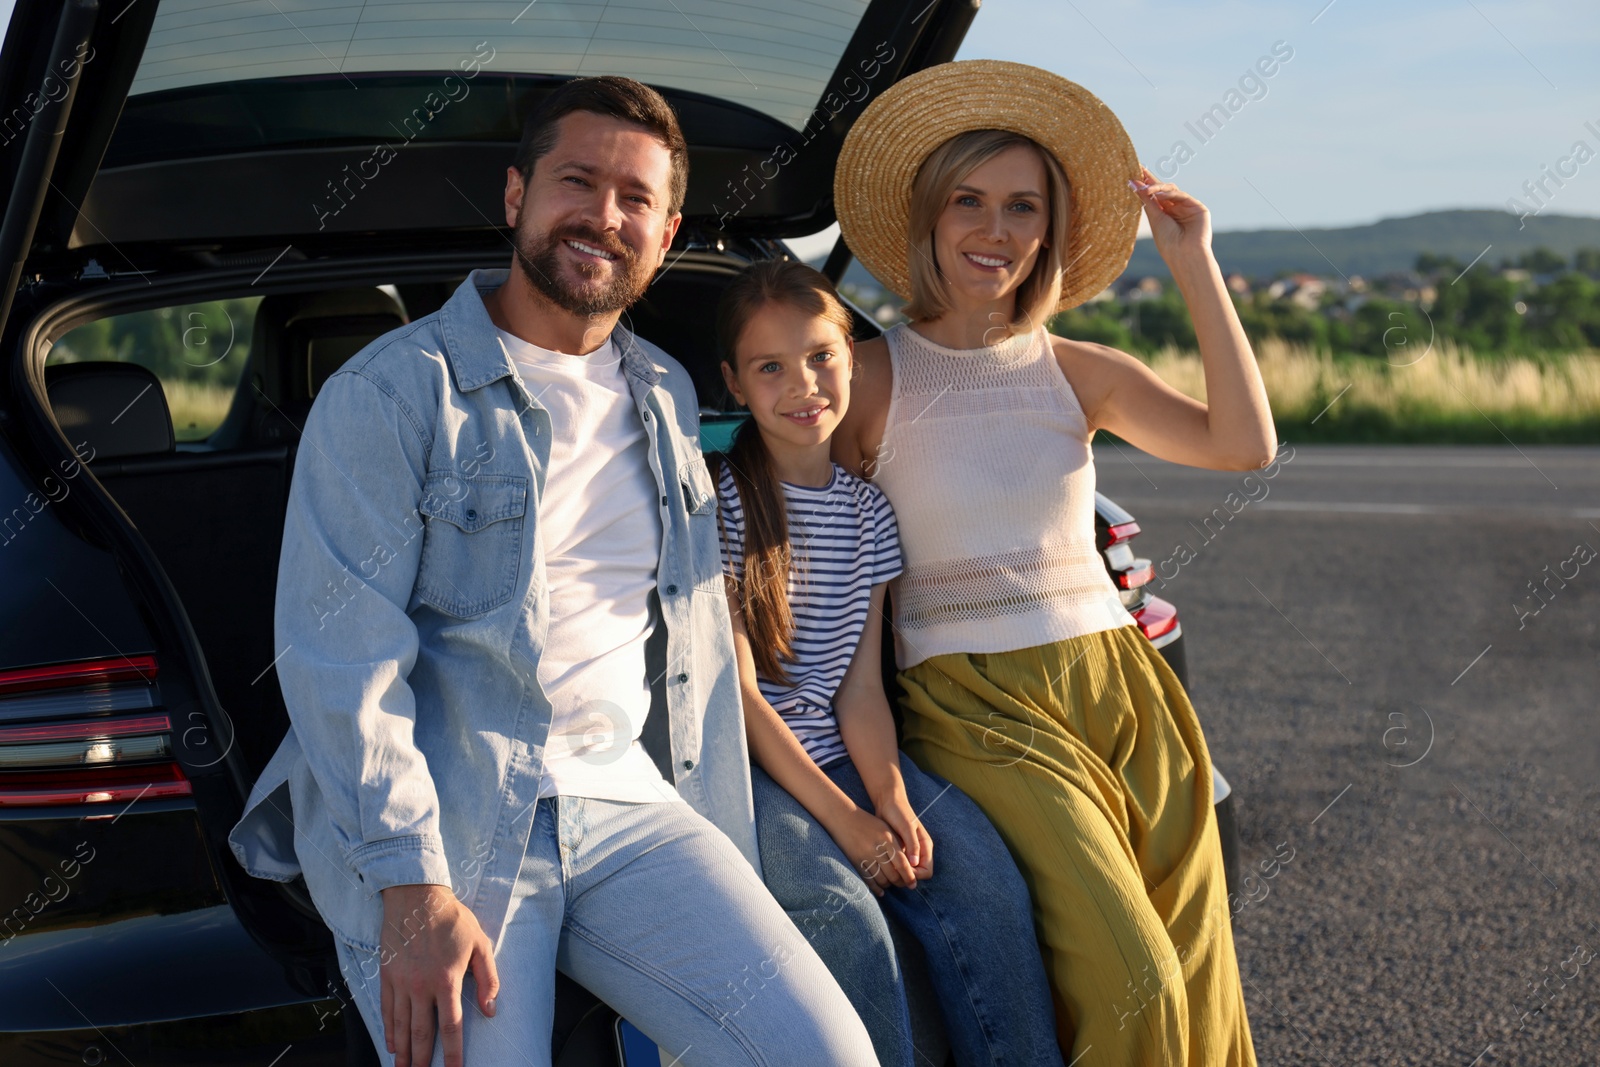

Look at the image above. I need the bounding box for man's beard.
[512,221,654,317]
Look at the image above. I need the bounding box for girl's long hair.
[711,259,855,684]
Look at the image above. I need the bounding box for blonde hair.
[902,130,1072,334]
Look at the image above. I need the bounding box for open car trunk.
[0,1,978,1056]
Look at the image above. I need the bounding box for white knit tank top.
[872,323,1136,669]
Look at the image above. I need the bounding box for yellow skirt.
[898,625,1255,1067]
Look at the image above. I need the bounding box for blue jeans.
[751,752,1064,1067]
[335,795,876,1066]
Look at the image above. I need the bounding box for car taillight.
[1105,521,1141,546]
[1116,561,1155,589]
[0,657,190,808]
[1133,596,1179,642]
[0,654,158,696]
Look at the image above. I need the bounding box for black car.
[0,2,1231,1063]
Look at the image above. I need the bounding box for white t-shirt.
[496,328,681,803]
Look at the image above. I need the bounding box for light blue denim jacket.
[228,269,757,954]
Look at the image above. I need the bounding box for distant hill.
[827,209,1600,291]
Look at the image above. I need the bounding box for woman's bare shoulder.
[1049,331,1137,368]
[836,334,893,476]
[855,332,890,365]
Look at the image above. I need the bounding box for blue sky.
[953,0,1600,231]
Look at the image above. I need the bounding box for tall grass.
[1140,339,1600,443]
[163,380,235,442]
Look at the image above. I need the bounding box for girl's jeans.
[751,751,1064,1067]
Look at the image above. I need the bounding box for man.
[229,76,874,1067]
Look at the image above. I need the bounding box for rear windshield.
[130,0,870,132]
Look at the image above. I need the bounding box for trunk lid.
[14,0,979,282]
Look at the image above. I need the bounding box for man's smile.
[565,238,619,262]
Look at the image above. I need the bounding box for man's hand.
[379,884,500,1067]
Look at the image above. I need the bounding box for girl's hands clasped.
[825,791,935,896]
[828,806,921,896]
[876,791,934,884]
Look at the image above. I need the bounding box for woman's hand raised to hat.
[1130,165,1213,266]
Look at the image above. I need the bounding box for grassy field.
[164,380,236,442]
[1138,339,1600,443]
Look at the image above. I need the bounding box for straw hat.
[834,59,1143,313]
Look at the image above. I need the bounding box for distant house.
[1124,276,1165,301]
[1225,273,1251,296]
[1373,271,1425,298]
[1265,273,1326,309]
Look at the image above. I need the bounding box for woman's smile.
[961,250,1012,271]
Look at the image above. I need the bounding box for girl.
[830,60,1273,1066]
[712,259,1064,1067]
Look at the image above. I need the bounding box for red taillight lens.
[0,763,192,807]
[1134,597,1179,642]
[0,654,159,696]
[1105,521,1141,546]
[0,713,171,744]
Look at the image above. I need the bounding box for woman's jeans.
[751,752,1064,1067]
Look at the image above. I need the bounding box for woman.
[830,60,1273,1066]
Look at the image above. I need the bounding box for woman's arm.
[725,582,912,895]
[1057,165,1276,472]
[834,584,933,882]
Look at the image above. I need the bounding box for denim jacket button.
[665,584,678,595]
[660,495,668,506]
[676,672,689,684]
[465,508,477,521]
[682,759,694,770]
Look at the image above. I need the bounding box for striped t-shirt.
[716,460,903,768]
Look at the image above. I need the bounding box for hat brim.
[834,60,1143,314]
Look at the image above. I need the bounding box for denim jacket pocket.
[414,472,528,617]
[680,455,716,516]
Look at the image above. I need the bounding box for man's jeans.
[752,753,1064,1067]
[335,796,876,1067]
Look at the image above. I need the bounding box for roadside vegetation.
[845,245,1600,444]
[1138,338,1600,444]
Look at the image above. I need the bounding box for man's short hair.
[513,75,689,216]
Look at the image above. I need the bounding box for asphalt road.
[1096,445,1600,1066]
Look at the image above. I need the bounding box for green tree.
[1125,290,1197,354]
[1416,252,1463,277]
[1523,272,1600,349]
[1342,298,1430,359]
[1051,305,1133,351]
[1430,268,1522,353]
[1516,247,1566,275]
[1236,292,1328,352]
